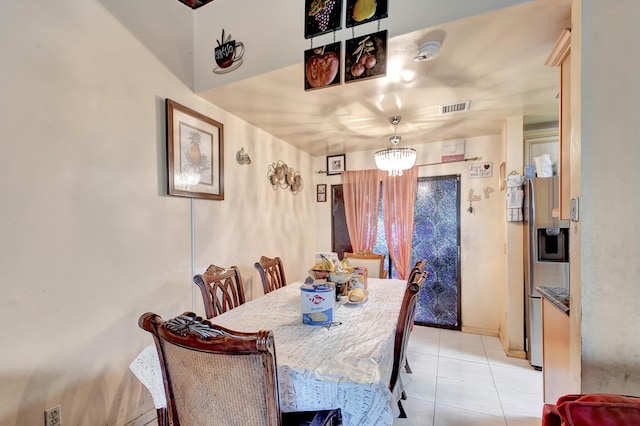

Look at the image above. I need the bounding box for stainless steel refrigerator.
[523,176,569,370]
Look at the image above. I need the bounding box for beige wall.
[576,0,640,395]
[0,1,315,425]
[315,133,508,336]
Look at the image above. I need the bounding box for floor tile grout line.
[482,335,509,424]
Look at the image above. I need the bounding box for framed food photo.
[317,184,327,202]
[326,154,346,175]
[304,42,341,91]
[345,0,388,28]
[305,0,342,39]
[166,99,224,200]
[344,30,387,84]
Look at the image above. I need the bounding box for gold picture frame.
[166,99,224,200]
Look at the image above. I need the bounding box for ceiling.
[198,0,571,157]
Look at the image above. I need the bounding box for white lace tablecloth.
[130,278,406,426]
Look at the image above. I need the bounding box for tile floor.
[394,326,543,426]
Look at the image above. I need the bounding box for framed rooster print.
[166,99,224,200]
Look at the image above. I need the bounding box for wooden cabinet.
[542,297,571,404]
[546,29,572,220]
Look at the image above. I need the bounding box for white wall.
[578,0,640,395]
[0,1,315,424]
[314,134,507,335]
[192,0,530,92]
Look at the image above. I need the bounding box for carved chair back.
[344,250,387,278]
[407,259,426,284]
[139,312,281,426]
[254,256,287,294]
[193,264,246,319]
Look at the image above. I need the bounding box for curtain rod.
[416,156,481,167]
[315,157,481,173]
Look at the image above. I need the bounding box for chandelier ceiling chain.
[374,115,417,176]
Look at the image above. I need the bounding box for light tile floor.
[394,326,543,426]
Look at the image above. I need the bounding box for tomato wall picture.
[304,42,342,91]
[344,30,387,84]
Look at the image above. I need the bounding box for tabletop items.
[132,278,408,426]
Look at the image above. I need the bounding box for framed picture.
[317,184,327,202]
[345,30,387,84]
[326,154,346,175]
[345,0,388,28]
[304,42,341,91]
[166,99,224,200]
[305,0,342,39]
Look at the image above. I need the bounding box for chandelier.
[374,116,417,176]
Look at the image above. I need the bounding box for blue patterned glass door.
[412,175,461,329]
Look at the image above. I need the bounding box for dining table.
[130,277,407,426]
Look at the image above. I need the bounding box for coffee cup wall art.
[213,28,244,74]
[305,0,342,39]
[304,42,341,91]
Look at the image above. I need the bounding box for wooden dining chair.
[403,259,426,374]
[407,259,426,284]
[139,312,342,426]
[193,264,246,319]
[390,270,427,418]
[344,250,387,278]
[254,256,287,294]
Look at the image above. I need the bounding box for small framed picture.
[304,0,342,39]
[345,30,387,84]
[326,154,346,175]
[317,184,327,202]
[304,42,341,91]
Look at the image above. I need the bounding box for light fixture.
[236,147,252,165]
[374,116,417,176]
[414,41,441,62]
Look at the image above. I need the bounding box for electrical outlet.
[44,405,61,426]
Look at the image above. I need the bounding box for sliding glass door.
[331,174,461,329]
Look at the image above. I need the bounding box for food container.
[300,284,335,326]
[348,274,366,291]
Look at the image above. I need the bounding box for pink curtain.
[381,167,418,279]
[342,169,383,252]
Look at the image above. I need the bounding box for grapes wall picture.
[305,0,342,38]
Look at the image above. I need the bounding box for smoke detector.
[414,41,441,62]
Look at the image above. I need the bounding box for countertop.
[536,286,570,315]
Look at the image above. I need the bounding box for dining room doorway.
[331,174,461,329]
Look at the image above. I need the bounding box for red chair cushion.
[555,394,640,426]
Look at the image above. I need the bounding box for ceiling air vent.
[439,101,471,115]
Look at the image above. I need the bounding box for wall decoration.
[468,162,493,178]
[267,160,304,195]
[317,184,327,202]
[213,29,244,74]
[166,99,224,200]
[442,139,465,163]
[345,30,387,83]
[326,154,346,175]
[346,0,388,28]
[305,0,342,39]
[236,147,251,165]
[304,42,341,91]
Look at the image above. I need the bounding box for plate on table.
[346,289,368,305]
